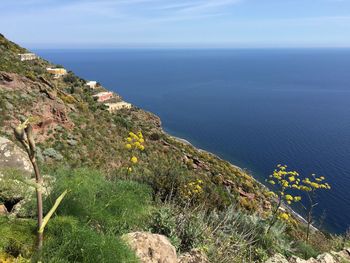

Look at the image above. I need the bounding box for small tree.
[266,165,302,232]
[299,174,331,242]
[13,118,67,250]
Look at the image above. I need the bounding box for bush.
[0,217,36,258]
[141,153,191,201]
[149,204,206,252]
[47,168,152,234]
[149,206,180,248]
[36,216,139,263]
[293,241,319,259]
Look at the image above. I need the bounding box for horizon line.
[26,43,350,50]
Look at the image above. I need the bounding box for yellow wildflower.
[279,213,289,221]
[125,144,132,150]
[294,196,302,202]
[130,156,138,164]
[285,195,293,201]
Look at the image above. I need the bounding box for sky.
[1,0,350,48]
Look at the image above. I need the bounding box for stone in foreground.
[122,232,178,263]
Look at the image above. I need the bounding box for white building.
[105,102,132,113]
[86,81,97,89]
[18,53,37,61]
[93,91,113,102]
[46,67,67,79]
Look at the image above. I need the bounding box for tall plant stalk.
[14,121,43,248]
[14,119,67,250]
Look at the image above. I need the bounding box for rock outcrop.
[0,136,34,216]
[0,136,33,175]
[122,232,178,263]
[123,232,209,263]
[0,136,52,217]
[266,248,350,263]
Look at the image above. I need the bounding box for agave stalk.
[14,120,44,248]
[13,119,67,250]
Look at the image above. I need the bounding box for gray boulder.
[0,136,34,216]
[0,137,53,217]
[0,136,33,176]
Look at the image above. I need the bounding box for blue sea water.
[35,49,350,234]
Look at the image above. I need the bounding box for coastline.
[168,133,318,231]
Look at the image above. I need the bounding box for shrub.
[149,203,206,252]
[141,153,191,201]
[47,168,152,234]
[0,217,36,258]
[59,94,75,104]
[36,216,139,263]
[293,241,319,259]
[149,206,180,248]
[62,74,77,84]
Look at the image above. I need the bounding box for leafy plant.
[35,216,139,263]
[48,168,152,234]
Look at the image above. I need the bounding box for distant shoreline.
[169,133,318,232]
[169,135,243,170]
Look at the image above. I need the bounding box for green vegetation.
[1,33,349,262]
[48,168,152,234]
[0,168,148,262]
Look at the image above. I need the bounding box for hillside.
[0,33,349,262]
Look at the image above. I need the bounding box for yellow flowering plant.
[278,212,289,221]
[124,131,145,177]
[299,174,331,241]
[180,179,204,201]
[266,164,302,232]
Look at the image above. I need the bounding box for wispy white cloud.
[2,0,350,47]
[2,0,242,20]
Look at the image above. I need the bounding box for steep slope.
[0,33,268,212]
[0,34,347,262]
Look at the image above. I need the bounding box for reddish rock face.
[0,71,74,143]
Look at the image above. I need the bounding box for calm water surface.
[35,49,350,233]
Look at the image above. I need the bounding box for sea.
[35,48,350,234]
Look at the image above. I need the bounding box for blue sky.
[1,0,350,48]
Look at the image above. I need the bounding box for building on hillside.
[86,81,97,89]
[105,102,132,113]
[92,91,113,102]
[18,53,37,61]
[46,67,67,79]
